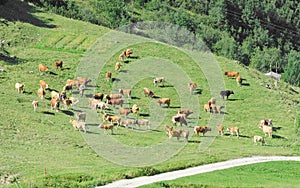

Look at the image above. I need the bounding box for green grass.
[141,161,300,188]
[0,2,300,187]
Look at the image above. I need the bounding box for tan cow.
[153,77,165,87]
[188,82,197,94]
[143,88,155,98]
[168,128,183,141]
[106,71,112,82]
[227,127,240,137]
[194,126,211,136]
[115,62,121,71]
[259,125,272,138]
[157,98,170,107]
[119,89,131,98]
[38,64,48,73]
[178,109,193,117]
[38,88,45,99]
[15,83,25,93]
[32,100,38,112]
[172,115,187,126]
[39,80,49,89]
[254,135,265,145]
[70,119,86,133]
[217,125,224,136]
[50,98,60,111]
[99,123,114,134]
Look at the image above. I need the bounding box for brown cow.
[107,98,124,107]
[38,64,48,73]
[115,62,121,71]
[236,75,242,86]
[54,60,63,70]
[39,80,49,89]
[259,125,272,138]
[178,109,193,117]
[157,98,170,107]
[224,71,239,78]
[194,126,211,136]
[106,71,112,82]
[172,115,187,126]
[119,89,131,98]
[50,98,60,111]
[227,127,240,137]
[70,119,86,133]
[188,82,197,94]
[143,88,155,98]
[99,123,114,134]
[32,100,38,112]
[168,128,183,141]
[254,135,265,145]
[38,88,46,99]
[217,125,224,136]
[119,107,132,118]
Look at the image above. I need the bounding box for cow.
[224,71,239,78]
[208,97,216,105]
[69,97,79,105]
[168,128,183,141]
[118,89,131,98]
[60,91,67,101]
[63,84,72,93]
[259,125,273,138]
[103,113,121,126]
[106,71,112,82]
[254,135,265,145]
[51,91,60,99]
[70,119,86,133]
[177,109,193,117]
[115,62,121,72]
[107,98,124,107]
[220,90,234,100]
[38,64,48,73]
[99,123,114,134]
[96,101,110,111]
[143,88,155,98]
[54,60,63,70]
[66,79,76,86]
[217,125,224,136]
[210,104,222,114]
[236,75,242,86]
[93,93,104,100]
[188,82,197,94]
[50,98,60,111]
[260,118,273,127]
[153,77,165,87]
[38,88,45,100]
[172,115,187,126]
[136,119,150,129]
[119,52,125,61]
[121,119,136,129]
[39,80,48,89]
[62,98,72,109]
[15,83,25,93]
[75,112,86,122]
[125,49,132,58]
[119,107,132,118]
[105,94,122,100]
[32,100,38,112]
[75,77,91,89]
[131,104,140,117]
[157,98,170,107]
[227,127,240,137]
[194,126,211,136]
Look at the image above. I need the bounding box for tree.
[282,50,300,86]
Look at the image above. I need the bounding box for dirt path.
[98,156,300,188]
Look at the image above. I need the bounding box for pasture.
[0,3,300,187]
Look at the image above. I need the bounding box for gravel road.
[97,156,300,188]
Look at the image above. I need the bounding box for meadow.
[0,3,300,187]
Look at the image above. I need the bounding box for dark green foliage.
[282,50,300,86]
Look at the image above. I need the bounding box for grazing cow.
[203,104,211,113]
[69,97,79,105]
[75,112,86,122]
[70,119,86,133]
[39,80,48,89]
[38,88,45,99]
[103,113,121,126]
[118,89,131,98]
[62,98,72,109]
[211,104,222,114]
[115,62,121,71]
[54,60,63,70]
[32,100,38,112]
[96,101,110,111]
[50,98,60,111]
[51,91,60,99]
[236,76,242,86]
[224,71,239,78]
[153,77,165,87]
[66,79,76,86]
[63,84,72,92]
[143,88,155,98]
[107,98,124,107]
[183,130,189,142]
[106,71,112,82]
[188,82,197,94]
[227,127,239,137]
[121,119,136,129]
[125,49,132,58]
[217,125,224,136]
[60,91,67,101]
[75,77,91,89]
[260,118,273,127]
[132,104,140,116]
[15,82,25,93]
[194,126,211,136]
[119,52,125,61]
[136,119,150,129]
[172,115,188,126]
[178,109,193,117]
[38,64,48,73]
[254,135,265,145]
[220,90,234,100]
[93,93,104,100]
[259,125,273,138]
[165,125,173,136]
[88,98,99,109]
[168,128,183,141]
[157,98,170,107]
[119,107,132,118]
[99,123,114,134]
[105,93,123,100]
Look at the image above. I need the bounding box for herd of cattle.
[14,49,274,146]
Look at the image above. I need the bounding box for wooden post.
[44,167,46,177]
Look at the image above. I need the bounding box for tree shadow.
[0,0,55,28]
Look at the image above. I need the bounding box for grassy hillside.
[0,2,300,187]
